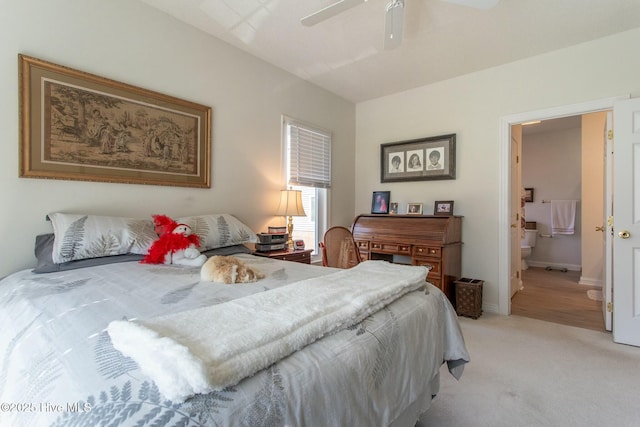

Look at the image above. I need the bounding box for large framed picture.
[380,134,456,182]
[19,54,211,188]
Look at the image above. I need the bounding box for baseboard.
[482,303,499,314]
[527,260,581,271]
[579,276,603,287]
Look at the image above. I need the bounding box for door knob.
[595,226,604,232]
[511,224,517,228]
[618,230,631,239]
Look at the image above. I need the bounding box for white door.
[510,125,523,299]
[612,98,640,346]
[603,111,613,331]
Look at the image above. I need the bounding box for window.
[282,116,331,255]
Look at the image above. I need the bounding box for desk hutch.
[351,214,462,303]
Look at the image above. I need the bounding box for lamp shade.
[275,189,306,217]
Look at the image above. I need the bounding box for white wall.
[355,28,640,312]
[522,126,582,270]
[0,0,355,277]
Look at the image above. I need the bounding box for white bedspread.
[0,253,469,427]
[108,261,427,401]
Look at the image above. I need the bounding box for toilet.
[521,223,537,270]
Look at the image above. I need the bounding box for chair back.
[320,226,362,269]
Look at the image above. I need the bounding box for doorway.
[497,96,626,318]
[511,115,607,331]
[519,115,583,273]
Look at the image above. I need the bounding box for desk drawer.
[356,240,369,251]
[370,241,411,255]
[413,246,441,258]
[412,258,441,276]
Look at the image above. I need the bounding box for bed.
[0,213,469,427]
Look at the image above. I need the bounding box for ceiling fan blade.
[301,0,367,26]
[439,0,500,9]
[384,0,404,50]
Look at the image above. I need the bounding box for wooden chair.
[319,226,362,269]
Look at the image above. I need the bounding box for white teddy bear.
[141,215,207,267]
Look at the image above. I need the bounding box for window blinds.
[285,117,332,189]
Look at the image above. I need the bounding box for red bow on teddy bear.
[141,214,207,266]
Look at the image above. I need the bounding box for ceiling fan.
[301,0,500,50]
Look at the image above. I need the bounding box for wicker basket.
[454,278,484,319]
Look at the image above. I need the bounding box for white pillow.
[176,214,257,250]
[48,213,157,264]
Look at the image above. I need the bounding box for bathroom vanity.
[351,214,462,303]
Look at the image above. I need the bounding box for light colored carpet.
[586,289,603,301]
[417,313,640,427]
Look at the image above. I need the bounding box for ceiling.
[139,0,640,103]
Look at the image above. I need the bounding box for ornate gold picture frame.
[19,54,211,188]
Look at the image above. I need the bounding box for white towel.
[551,200,576,235]
[108,260,427,402]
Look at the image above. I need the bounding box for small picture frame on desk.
[407,203,423,215]
[371,191,391,214]
[434,200,454,216]
[389,202,399,214]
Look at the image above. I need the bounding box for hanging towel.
[551,200,576,235]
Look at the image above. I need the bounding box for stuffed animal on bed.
[201,255,265,284]
[141,214,207,267]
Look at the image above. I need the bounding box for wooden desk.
[351,214,462,302]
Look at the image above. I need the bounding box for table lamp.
[275,189,307,249]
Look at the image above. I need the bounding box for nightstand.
[252,249,313,264]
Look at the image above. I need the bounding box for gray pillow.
[33,234,144,274]
[33,234,252,273]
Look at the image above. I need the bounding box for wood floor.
[511,267,606,332]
